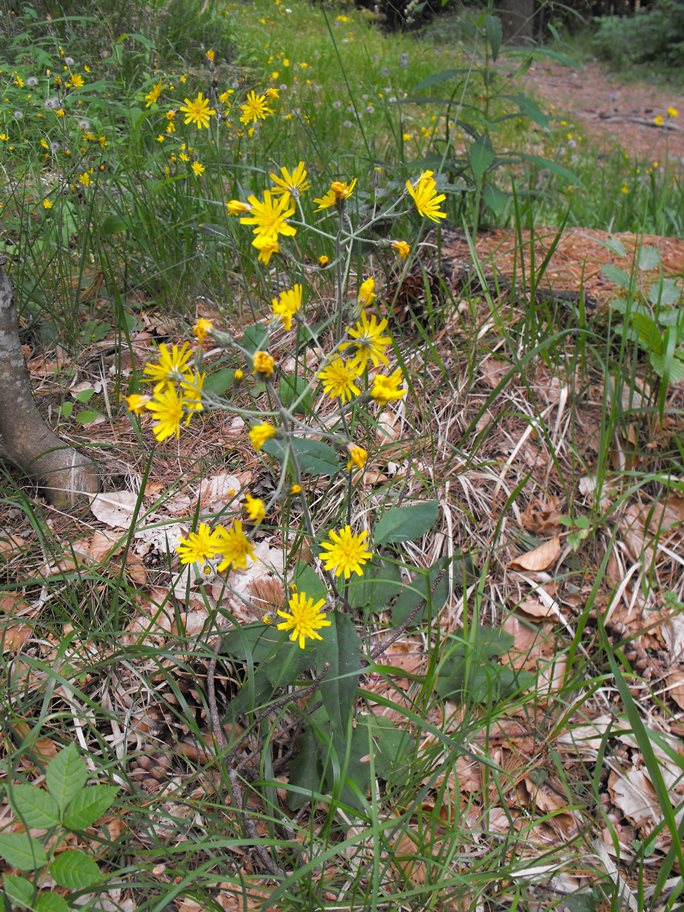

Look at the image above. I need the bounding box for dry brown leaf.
[0,534,26,559]
[667,671,684,711]
[1,623,32,652]
[520,497,564,534]
[75,530,121,562]
[609,768,660,827]
[90,491,140,529]
[509,537,561,572]
[517,594,557,618]
[199,474,242,509]
[480,357,510,388]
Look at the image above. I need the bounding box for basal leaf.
[263,437,340,476]
[316,611,362,741]
[374,501,439,545]
[241,323,268,356]
[204,368,236,396]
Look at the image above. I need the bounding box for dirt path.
[519,58,684,166]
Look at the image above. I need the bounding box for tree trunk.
[0,259,99,507]
[498,0,535,44]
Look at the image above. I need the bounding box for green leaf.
[9,785,60,829]
[2,873,35,908]
[648,278,681,308]
[46,744,88,813]
[468,135,495,180]
[204,368,235,396]
[601,264,631,289]
[262,437,340,476]
[100,214,128,237]
[241,323,268,356]
[63,785,119,830]
[412,68,476,91]
[316,611,362,741]
[482,181,508,217]
[638,245,661,271]
[287,723,324,810]
[36,895,70,912]
[279,374,313,414]
[517,152,579,185]
[507,92,549,128]
[74,388,95,404]
[391,555,471,627]
[49,850,102,890]
[651,350,684,383]
[59,401,73,419]
[484,14,502,61]
[347,560,403,613]
[631,312,662,354]
[0,833,48,871]
[293,562,328,604]
[75,409,103,425]
[374,502,439,545]
[356,715,414,784]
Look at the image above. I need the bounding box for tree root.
[0,259,99,508]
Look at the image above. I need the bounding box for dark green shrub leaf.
[46,744,88,813]
[36,894,70,912]
[2,873,34,908]
[63,785,119,830]
[0,833,48,871]
[9,785,60,829]
[50,850,102,889]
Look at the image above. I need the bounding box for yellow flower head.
[269,161,310,202]
[144,81,163,108]
[180,370,205,416]
[192,317,213,343]
[145,385,185,441]
[277,592,331,649]
[392,240,411,259]
[253,234,281,265]
[78,171,91,187]
[42,198,53,210]
[341,311,392,371]
[177,522,221,565]
[357,276,376,307]
[318,255,329,267]
[317,358,361,403]
[406,170,447,222]
[253,351,275,377]
[271,284,302,331]
[125,393,151,414]
[290,483,302,495]
[206,49,216,62]
[244,493,266,523]
[191,160,205,176]
[227,199,252,216]
[347,445,368,472]
[667,106,679,118]
[68,73,84,89]
[314,178,357,211]
[250,422,277,451]
[215,519,255,572]
[370,368,407,407]
[143,342,193,387]
[180,91,216,128]
[234,368,244,381]
[319,525,372,579]
[654,114,664,126]
[240,90,273,125]
[240,190,297,241]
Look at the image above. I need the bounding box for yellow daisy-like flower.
[226,199,251,216]
[290,483,302,495]
[79,171,91,187]
[179,91,216,129]
[271,284,302,331]
[392,240,411,259]
[340,311,392,371]
[239,90,273,125]
[206,49,216,62]
[68,73,84,89]
[654,114,664,126]
[317,358,361,403]
[180,370,205,415]
[253,234,281,265]
[253,351,275,377]
[406,170,447,222]
[370,369,407,406]
[667,107,679,118]
[318,255,329,267]
[357,276,376,307]
[244,493,266,523]
[314,178,357,211]
[269,161,310,202]
[250,422,277,451]
[277,592,331,649]
[240,190,297,242]
[191,160,205,176]
[42,199,53,210]
[192,318,213,343]
[177,522,221,565]
[319,526,372,579]
[125,393,151,414]
[347,445,368,472]
[143,342,193,387]
[144,81,163,108]
[145,385,185,442]
[215,519,255,572]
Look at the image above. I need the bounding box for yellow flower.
[78,171,91,187]
[191,160,205,176]
[177,522,221,565]
[42,198,53,209]
[314,178,357,211]
[347,445,368,472]
[145,385,185,441]
[370,369,407,406]
[318,358,361,403]
[319,526,372,579]
[68,73,84,89]
[56,108,65,117]
[341,311,392,371]
[277,592,331,649]
[357,276,376,307]
[253,351,275,377]
[180,370,205,415]
[244,493,266,523]
[215,519,255,572]
[290,483,302,495]
[392,240,411,259]
[318,255,329,267]
[234,369,244,381]
[406,170,447,222]
[265,86,279,100]
[240,190,297,241]
[253,234,280,265]
[193,318,213,342]
[667,106,679,118]
[143,342,193,387]
[206,49,216,62]
[144,80,163,107]
[271,284,302,330]
[654,114,664,126]
[227,199,251,216]
[180,91,216,128]
[250,422,277,451]
[125,393,151,414]
[239,90,273,125]
[269,161,310,202]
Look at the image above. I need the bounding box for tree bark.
[498,0,535,44]
[0,259,99,507]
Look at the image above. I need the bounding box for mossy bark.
[0,260,99,507]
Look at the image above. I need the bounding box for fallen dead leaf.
[520,497,564,535]
[609,768,660,827]
[90,491,141,529]
[0,622,32,652]
[509,537,561,572]
[0,534,26,559]
[199,474,242,509]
